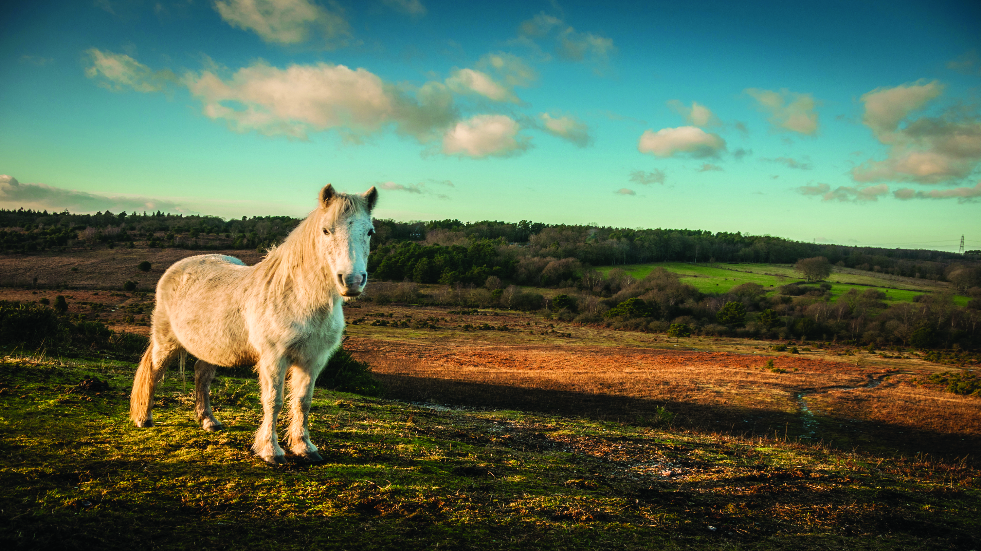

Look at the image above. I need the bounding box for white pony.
[130,185,377,465]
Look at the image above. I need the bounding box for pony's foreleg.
[287,365,322,462]
[130,339,178,428]
[252,357,288,465]
[194,360,223,432]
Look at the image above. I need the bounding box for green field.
[597,263,969,305]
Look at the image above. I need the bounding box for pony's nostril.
[337,273,345,287]
[361,273,367,285]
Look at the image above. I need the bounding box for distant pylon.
[960,235,965,254]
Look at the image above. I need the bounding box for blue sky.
[1,0,980,252]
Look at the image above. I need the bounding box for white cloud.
[539,113,590,147]
[614,188,636,196]
[696,163,723,172]
[745,88,819,135]
[381,0,426,17]
[629,169,665,185]
[666,100,720,127]
[442,114,529,158]
[637,126,726,158]
[84,48,175,93]
[184,61,457,142]
[0,175,185,213]
[445,68,517,103]
[894,181,981,203]
[860,80,944,139]
[214,0,350,47]
[852,81,981,185]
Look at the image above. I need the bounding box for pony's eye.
[322,228,331,235]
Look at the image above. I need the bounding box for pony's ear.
[362,186,378,212]
[320,185,335,208]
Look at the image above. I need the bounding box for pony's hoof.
[299,450,323,463]
[259,454,286,466]
[135,419,154,428]
[202,421,223,432]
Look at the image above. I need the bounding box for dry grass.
[345,304,981,465]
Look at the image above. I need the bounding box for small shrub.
[54,295,68,314]
[123,281,137,292]
[772,344,788,352]
[667,323,692,338]
[138,261,152,272]
[316,347,382,396]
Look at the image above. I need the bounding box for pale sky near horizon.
[1,0,979,252]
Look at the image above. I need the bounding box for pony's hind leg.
[287,364,322,462]
[194,360,223,432]
[130,334,180,428]
[252,356,288,466]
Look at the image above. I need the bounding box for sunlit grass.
[597,262,969,304]
[1,350,979,550]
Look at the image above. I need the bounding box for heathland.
[0,209,979,549]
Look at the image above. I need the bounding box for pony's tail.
[130,346,159,427]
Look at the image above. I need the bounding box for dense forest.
[1,207,977,285]
[3,207,981,350]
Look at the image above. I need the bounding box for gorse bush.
[0,300,147,359]
[928,370,981,397]
[316,346,382,396]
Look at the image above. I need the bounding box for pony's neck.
[261,213,341,313]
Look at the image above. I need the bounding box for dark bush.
[667,323,692,338]
[123,281,137,291]
[316,347,382,396]
[138,261,152,272]
[54,295,68,314]
[605,297,655,319]
[717,301,747,326]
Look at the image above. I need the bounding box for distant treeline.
[2,208,978,288]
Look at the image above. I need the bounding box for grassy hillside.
[1,351,978,550]
[598,263,969,306]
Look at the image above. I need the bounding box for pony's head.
[314,184,378,298]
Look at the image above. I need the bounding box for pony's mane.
[251,192,371,307]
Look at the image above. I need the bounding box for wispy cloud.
[947,49,980,76]
[629,169,666,185]
[20,55,54,66]
[764,156,812,170]
[539,113,590,147]
[84,48,176,93]
[0,175,186,213]
[379,180,451,199]
[637,126,726,158]
[696,163,723,172]
[666,100,720,127]
[614,188,636,196]
[894,182,981,203]
[381,0,426,17]
[745,88,819,135]
[798,182,890,202]
[516,12,615,72]
[214,0,350,48]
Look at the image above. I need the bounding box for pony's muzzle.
[337,272,367,296]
